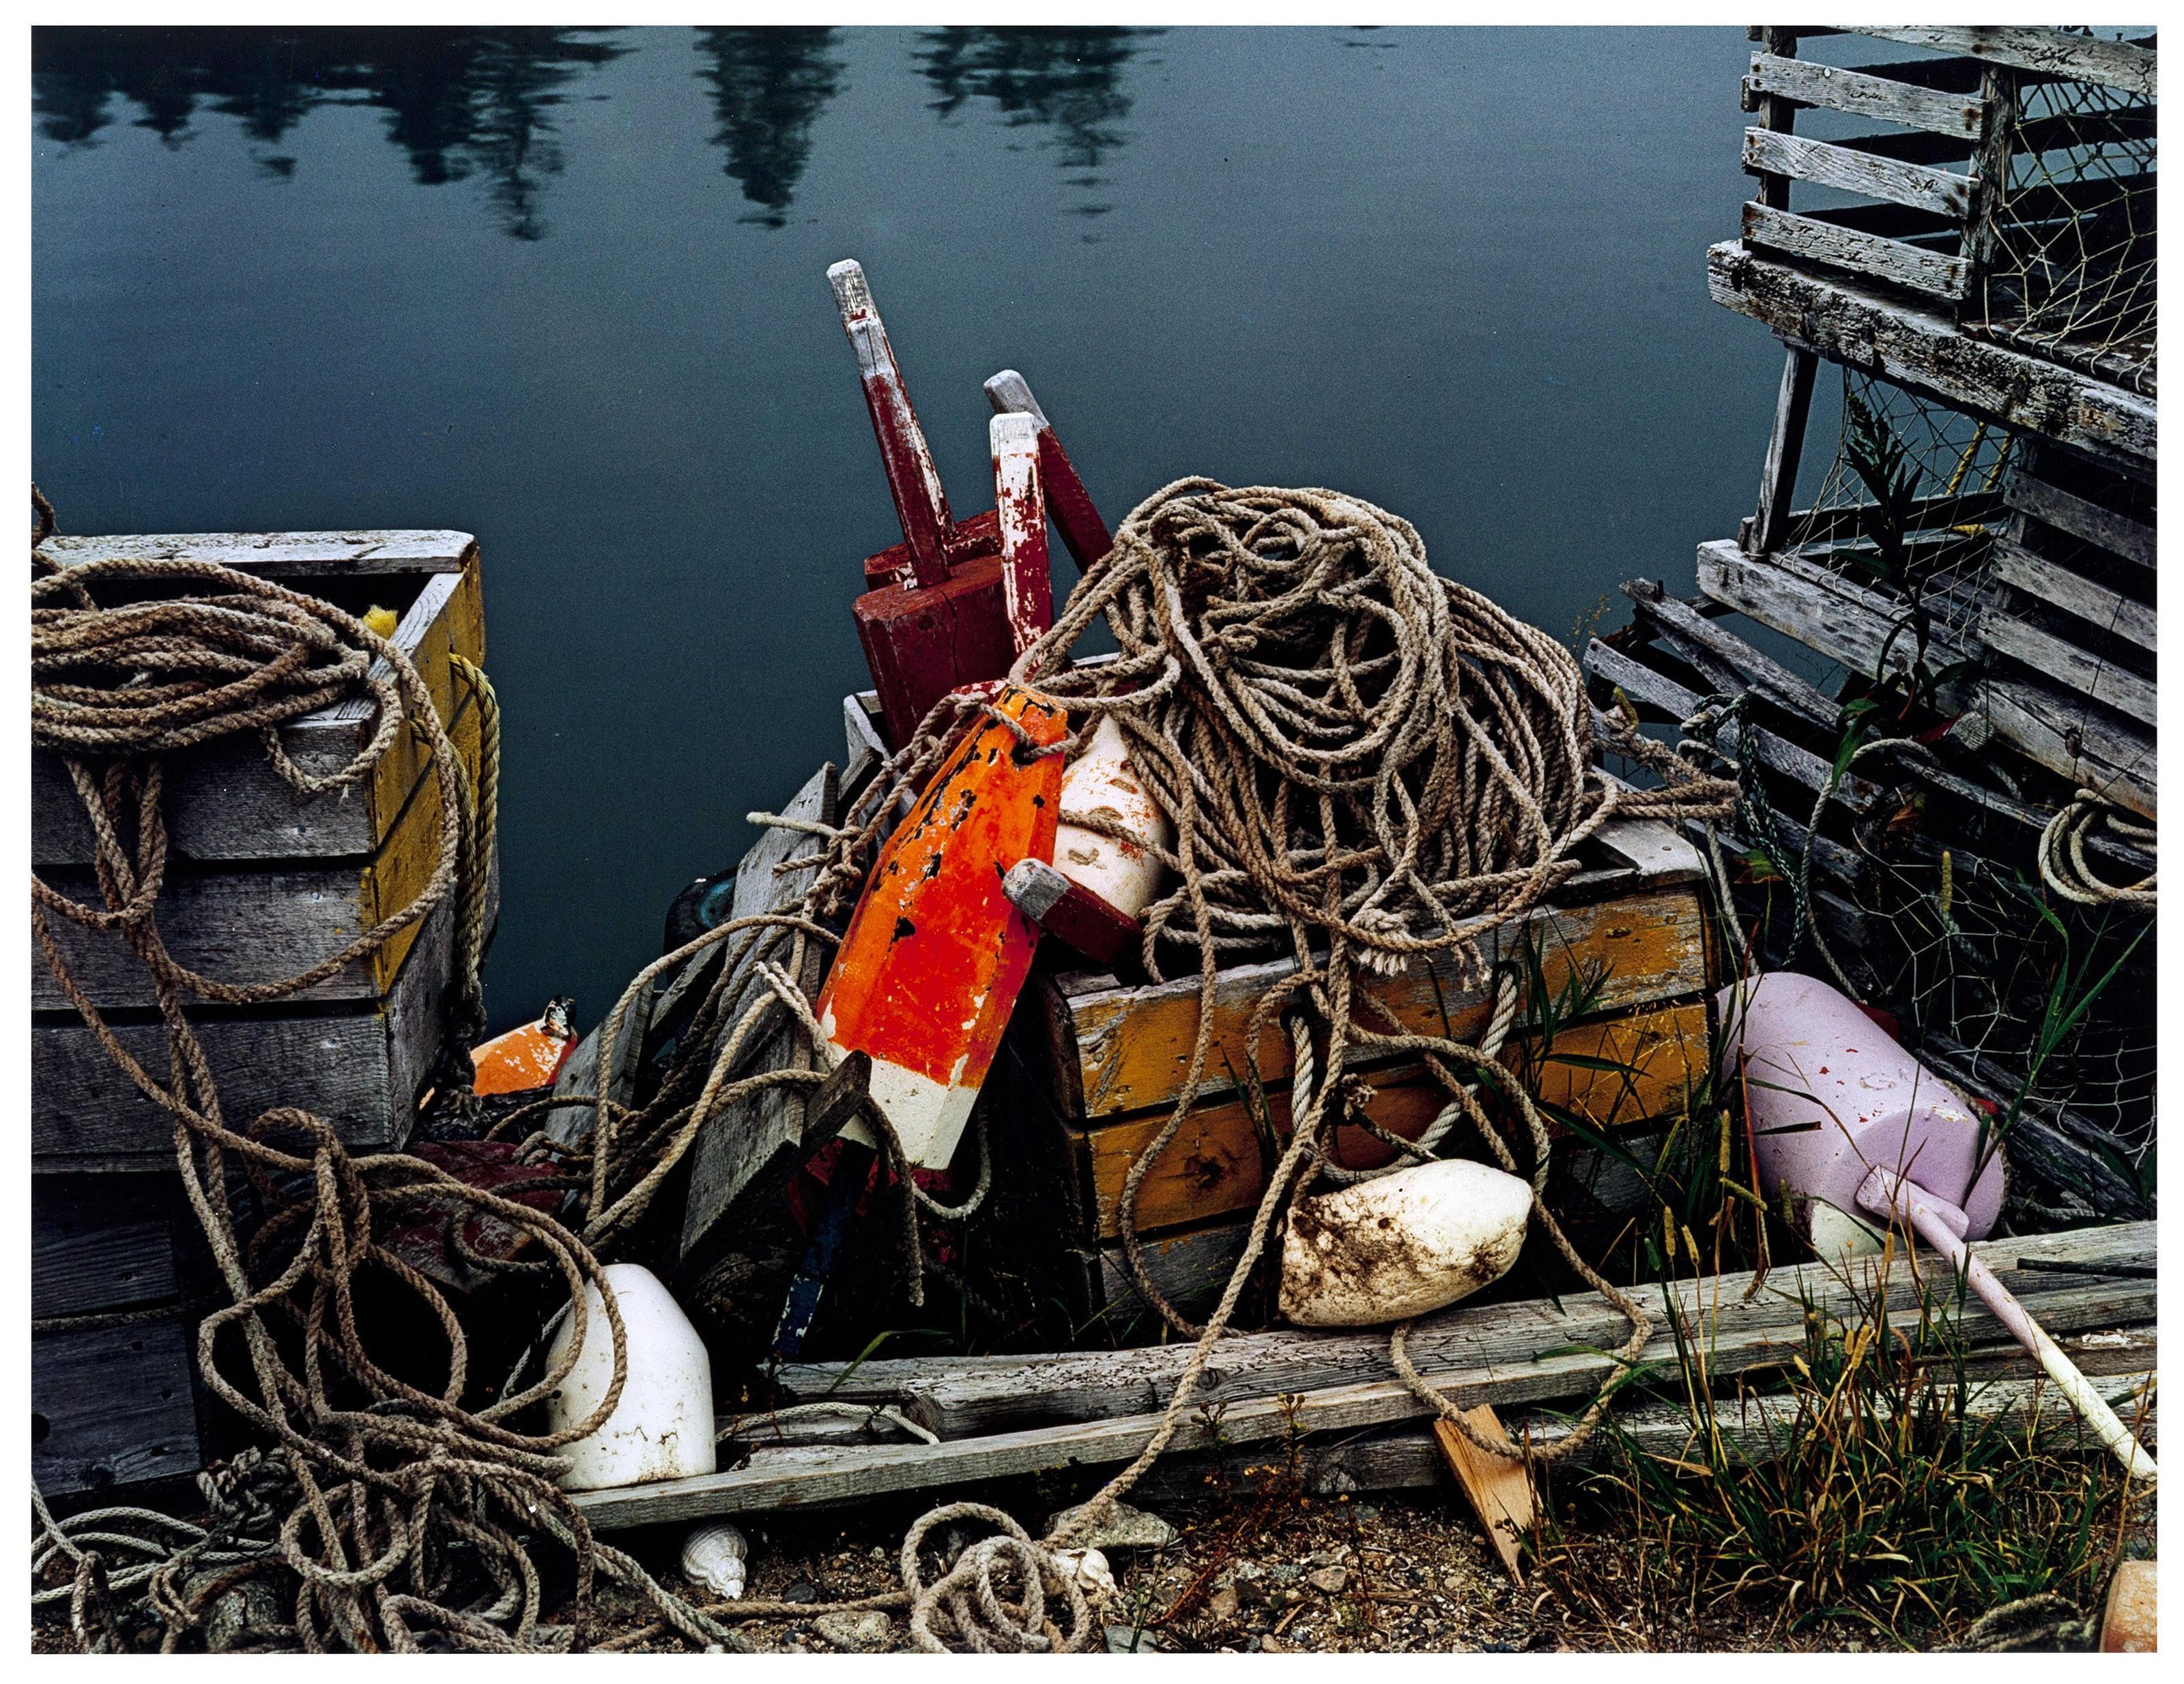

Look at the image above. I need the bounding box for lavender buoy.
[1721,971,2155,1480]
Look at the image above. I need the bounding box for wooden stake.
[1431,1410,1534,1584]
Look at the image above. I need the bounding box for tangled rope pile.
[29,501,741,1653]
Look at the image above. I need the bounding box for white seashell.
[680,1522,749,1599]
[543,1264,717,1491]
[1279,1158,1531,1327]
[1052,1547,1116,1599]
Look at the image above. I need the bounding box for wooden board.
[31,886,469,1169]
[1742,128,1974,218]
[781,1219,2155,1440]
[1843,26,2157,100]
[34,528,476,578]
[31,1176,179,1316]
[1080,1000,1709,1240]
[678,763,841,1263]
[33,1321,202,1494]
[1706,243,2157,468]
[1977,611,2157,727]
[1433,1412,1532,1582]
[32,686,483,1010]
[1745,52,1984,139]
[573,1221,2155,1526]
[1742,201,1968,301]
[33,555,486,865]
[2005,471,2157,568]
[1694,538,2156,819]
[1035,843,1708,1124]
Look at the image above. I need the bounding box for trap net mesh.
[1970,50,2157,391]
[1785,367,2012,652]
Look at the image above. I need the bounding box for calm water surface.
[33,25,1780,1029]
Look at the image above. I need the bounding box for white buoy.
[680,1522,749,1599]
[1055,714,1173,919]
[544,1264,717,1491]
[1280,1158,1532,1327]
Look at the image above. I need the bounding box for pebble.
[1106,1623,1166,1653]
[780,1580,819,1604]
[1355,1505,1381,1522]
[1308,1566,1351,1595]
[1261,1635,1288,1653]
[1050,1500,1180,1552]
[1267,1564,1304,1584]
[814,1610,894,1654]
[1207,1585,1241,1623]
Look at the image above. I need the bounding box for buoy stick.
[830,260,953,588]
[984,368,1113,570]
[1858,1167,2156,1481]
[990,411,1054,665]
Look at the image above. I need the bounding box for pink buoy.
[1719,970,2153,1481]
[1716,970,2003,1249]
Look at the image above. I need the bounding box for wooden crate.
[29,530,495,1492]
[1001,815,1719,1339]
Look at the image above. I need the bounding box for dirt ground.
[37,1464,2151,1654]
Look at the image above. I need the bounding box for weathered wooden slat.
[1080,1000,1708,1241]
[1751,344,1820,555]
[2005,472,2157,568]
[31,886,469,1168]
[1624,584,1842,731]
[1036,880,1708,1124]
[1742,128,1975,218]
[1742,201,1970,300]
[1133,1360,2159,1501]
[31,1176,179,1316]
[1990,539,2156,654]
[793,1220,2155,1438]
[678,764,841,1264]
[34,529,476,578]
[1694,539,2156,818]
[33,559,485,865]
[1746,53,1985,139]
[1977,611,2157,727]
[575,1222,2154,1526]
[1844,26,2157,100]
[1706,244,2157,467]
[1584,637,1881,814]
[33,1322,203,1495]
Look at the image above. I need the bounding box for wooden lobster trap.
[30,529,496,1496]
[987,813,1721,1345]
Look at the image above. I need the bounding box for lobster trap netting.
[1972,56,2157,390]
[1785,368,2012,654]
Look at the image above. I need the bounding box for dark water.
[33,25,1781,1031]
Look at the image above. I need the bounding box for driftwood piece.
[1433,1412,1533,1582]
[1742,127,1974,218]
[676,764,841,1264]
[572,1222,2153,1528]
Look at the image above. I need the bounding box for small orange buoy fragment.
[816,685,1065,1168]
[470,997,577,1096]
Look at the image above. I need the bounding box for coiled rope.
[29,496,738,1654]
[2039,789,2156,908]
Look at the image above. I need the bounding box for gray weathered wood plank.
[1742,201,1969,301]
[1751,343,1820,555]
[32,1176,179,1316]
[1977,611,2157,727]
[1845,26,2157,100]
[575,1223,2152,1528]
[1743,128,1974,218]
[777,1220,2152,1439]
[1706,243,2156,467]
[33,1322,203,1495]
[32,887,470,1168]
[2005,471,2157,568]
[678,764,841,1263]
[35,529,476,577]
[1747,53,1985,139]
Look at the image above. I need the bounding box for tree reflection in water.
[693,28,846,229]
[31,27,625,241]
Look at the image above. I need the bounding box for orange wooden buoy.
[814,685,1065,1170]
[469,998,577,1097]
